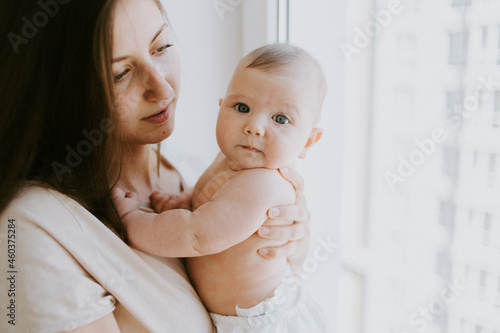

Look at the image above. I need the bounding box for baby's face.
[216,66,321,170]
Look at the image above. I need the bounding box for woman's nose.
[143,64,174,102]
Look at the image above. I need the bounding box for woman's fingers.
[265,204,310,225]
[257,241,298,259]
[258,221,308,241]
[278,167,305,201]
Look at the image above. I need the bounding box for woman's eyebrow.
[151,23,168,44]
[113,55,129,63]
[113,23,168,63]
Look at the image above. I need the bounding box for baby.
[114,43,328,332]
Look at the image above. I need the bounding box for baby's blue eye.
[273,114,289,125]
[235,103,250,113]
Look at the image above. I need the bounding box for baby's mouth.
[241,145,262,153]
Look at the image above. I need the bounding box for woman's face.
[112,0,180,145]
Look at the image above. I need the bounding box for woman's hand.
[257,167,311,268]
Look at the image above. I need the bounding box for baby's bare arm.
[114,170,295,258]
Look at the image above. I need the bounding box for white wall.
[288,1,345,329]
[161,0,244,180]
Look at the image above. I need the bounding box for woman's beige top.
[0,184,214,332]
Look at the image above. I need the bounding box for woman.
[0,0,310,332]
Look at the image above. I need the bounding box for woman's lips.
[143,105,170,124]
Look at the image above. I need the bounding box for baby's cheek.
[267,146,288,168]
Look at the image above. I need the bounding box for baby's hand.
[150,190,192,213]
[112,187,141,221]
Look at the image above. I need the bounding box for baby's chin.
[234,162,283,171]
[223,151,292,171]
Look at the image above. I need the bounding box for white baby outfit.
[210,267,329,333]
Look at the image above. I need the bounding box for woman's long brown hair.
[0,0,129,242]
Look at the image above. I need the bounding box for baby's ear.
[219,98,224,107]
[299,128,323,159]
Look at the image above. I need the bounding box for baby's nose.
[244,123,265,136]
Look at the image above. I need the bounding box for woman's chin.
[128,129,175,146]
[150,119,176,143]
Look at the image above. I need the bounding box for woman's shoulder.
[8,182,69,206]
[0,183,214,332]
[0,184,119,332]
[7,182,75,210]
[2,183,102,234]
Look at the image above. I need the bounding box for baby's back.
[187,165,293,315]
[187,237,287,315]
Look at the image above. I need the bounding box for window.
[452,0,471,7]
[497,25,500,65]
[446,91,463,115]
[440,201,456,233]
[482,26,488,48]
[490,154,497,173]
[479,270,487,300]
[480,270,487,287]
[450,31,469,65]
[494,91,500,112]
[498,25,500,48]
[461,318,467,331]
[483,213,491,244]
[436,251,451,280]
[443,147,460,177]
[339,0,500,331]
[496,276,500,306]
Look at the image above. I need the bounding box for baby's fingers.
[112,187,137,201]
[112,187,139,219]
[150,191,170,212]
[124,191,137,200]
[159,198,182,211]
[111,187,125,201]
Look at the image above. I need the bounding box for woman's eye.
[154,44,173,54]
[234,103,250,113]
[273,114,289,125]
[114,69,130,82]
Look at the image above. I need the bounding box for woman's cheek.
[116,91,139,117]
